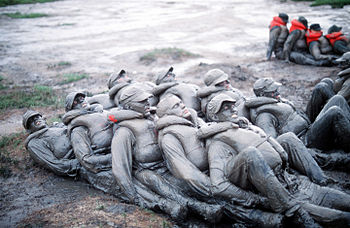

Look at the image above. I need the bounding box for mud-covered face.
[28,115,47,133]
[127,99,151,115]
[215,80,232,90]
[72,95,90,110]
[117,74,132,84]
[216,101,238,122]
[161,72,175,83]
[263,90,280,100]
[165,96,190,119]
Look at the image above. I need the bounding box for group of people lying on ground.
[267,13,350,67]
[23,66,350,227]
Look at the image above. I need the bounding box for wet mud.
[0,0,350,227]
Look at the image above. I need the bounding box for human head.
[278,13,289,24]
[156,95,190,119]
[119,86,152,115]
[156,67,176,85]
[65,92,89,112]
[298,16,308,29]
[310,24,321,31]
[22,110,47,133]
[253,77,281,99]
[328,25,342,34]
[204,69,231,89]
[107,70,132,89]
[206,94,237,122]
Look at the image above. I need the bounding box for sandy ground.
[0,0,350,227]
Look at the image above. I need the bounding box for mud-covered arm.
[254,112,278,138]
[161,133,212,197]
[267,27,281,60]
[27,138,80,177]
[282,30,300,61]
[208,140,268,208]
[309,42,332,60]
[111,127,138,203]
[70,126,111,173]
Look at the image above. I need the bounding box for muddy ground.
[0,0,350,227]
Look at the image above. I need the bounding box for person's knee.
[329,94,347,106]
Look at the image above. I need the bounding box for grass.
[291,0,350,8]
[0,75,7,90]
[4,12,49,19]
[0,132,24,178]
[47,61,72,69]
[139,47,199,65]
[59,73,88,85]
[0,85,63,110]
[0,0,57,7]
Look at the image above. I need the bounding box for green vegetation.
[0,132,24,178]
[0,0,57,7]
[4,12,49,19]
[140,47,199,65]
[47,61,72,69]
[59,73,88,85]
[291,0,350,8]
[0,75,7,90]
[0,85,63,110]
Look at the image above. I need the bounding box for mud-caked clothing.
[25,123,80,177]
[198,122,350,226]
[152,82,201,112]
[267,16,289,60]
[87,94,115,110]
[306,30,334,61]
[326,32,350,55]
[282,19,308,61]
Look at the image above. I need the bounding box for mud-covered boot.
[187,200,223,223]
[157,198,188,221]
[292,207,322,228]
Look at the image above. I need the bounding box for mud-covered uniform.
[326,31,350,55]
[267,16,289,60]
[198,122,350,226]
[306,29,334,61]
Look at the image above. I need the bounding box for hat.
[298,16,308,28]
[23,110,41,129]
[108,70,126,89]
[310,24,321,31]
[204,69,229,86]
[335,52,350,64]
[253,78,281,93]
[328,25,342,34]
[278,13,289,23]
[119,86,152,105]
[207,94,236,115]
[65,92,86,112]
[156,67,175,85]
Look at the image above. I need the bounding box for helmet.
[23,110,41,129]
[108,70,126,89]
[328,25,342,34]
[207,94,236,116]
[156,67,175,85]
[65,92,86,112]
[253,78,281,96]
[310,23,321,31]
[119,86,152,106]
[204,69,229,86]
[278,13,289,23]
[298,16,308,28]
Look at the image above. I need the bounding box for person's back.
[267,13,289,60]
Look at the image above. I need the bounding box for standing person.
[326,25,350,55]
[267,13,289,60]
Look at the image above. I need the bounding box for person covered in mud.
[152,67,201,113]
[325,25,350,55]
[246,77,350,152]
[200,93,350,227]
[196,68,248,120]
[266,13,289,60]
[156,94,288,227]
[110,86,224,223]
[23,110,80,177]
[108,69,157,107]
[282,16,332,66]
[305,23,335,61]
